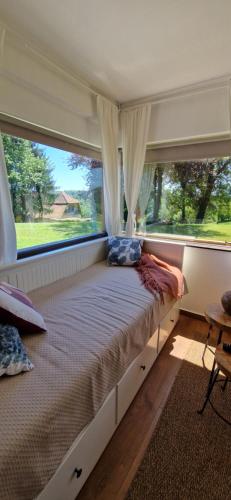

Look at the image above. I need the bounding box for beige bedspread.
[0,262,175,500]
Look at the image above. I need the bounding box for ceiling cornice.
[120,75,231,109]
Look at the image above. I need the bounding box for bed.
[0,260,178,500]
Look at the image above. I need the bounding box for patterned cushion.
[0,282,46,334]
[0,324,34,376]
[108,236,143,266]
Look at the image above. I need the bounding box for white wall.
[143,239,230,316]
[0,27,101,146]
[181,246,231,315]
[143,238,184,269]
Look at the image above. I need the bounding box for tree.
[2,134,56,222]
[153,165,164,222]
[194,158,231,222]
[67,154,103,220]
[169,162,197,223]
[167,158,231,223]
[31,143,55,218]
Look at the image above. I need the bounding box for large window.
[2,131,105,253]
[122,157,231,244]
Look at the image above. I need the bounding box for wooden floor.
[78,314,211,500]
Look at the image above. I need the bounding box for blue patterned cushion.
[108,237,143,266]
[0,324,34,376]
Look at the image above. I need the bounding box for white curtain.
[0,133,17,266]
[138,164,155,232]
[121,103,151,236]
[97,96,120,235]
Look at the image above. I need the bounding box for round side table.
[198,344,231,425]
[203,303,231,361]
[202,304,231,402]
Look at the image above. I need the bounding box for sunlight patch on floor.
[169,333,214,369]
[168,334,194,360]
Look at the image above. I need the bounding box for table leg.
[202,324,212,361]
[205,329,223,393]
[222,377,228,392]
[198,366,219,415]
[217,328,223,345]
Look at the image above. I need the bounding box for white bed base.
[37,302,179,500]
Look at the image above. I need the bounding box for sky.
[42,144,88,191]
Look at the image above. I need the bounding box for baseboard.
[180,308,206,322]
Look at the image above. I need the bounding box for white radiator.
[0,238,107,292]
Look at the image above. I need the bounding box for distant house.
[49,191,81,219]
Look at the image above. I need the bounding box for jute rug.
[126,333,231,500]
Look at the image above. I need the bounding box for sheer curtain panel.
[0,133,17,265]
[121,104,151,236]
[97,96,120,235]
[138,164,155,232]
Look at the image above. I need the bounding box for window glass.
[2,133,104,250]
[122,158,231,244]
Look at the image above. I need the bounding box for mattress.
[0,261,175,500]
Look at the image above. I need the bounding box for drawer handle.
[74,467,82,479]
[170,319,175,323]
[140,365,146,371]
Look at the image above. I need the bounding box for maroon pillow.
[0,282,46,334]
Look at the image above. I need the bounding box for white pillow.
[0,282,46,334]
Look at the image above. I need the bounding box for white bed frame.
[37,302,179,500]
[0,237,184,500]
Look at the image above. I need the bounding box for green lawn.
[15,220,231,249]
[145,221,231,242]
[16,220,103,249]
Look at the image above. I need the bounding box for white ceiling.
[1,0,231,103]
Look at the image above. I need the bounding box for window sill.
[185,241,231,252]
[138,233,231,252]
[17,232,108,260]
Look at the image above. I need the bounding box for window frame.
[0,115,107,259]
[139,140,231,249]
[136,232,231,250]
[17,232,107,260]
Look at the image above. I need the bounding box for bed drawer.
[117,329,158,423]
[171,303,180,325]
[37,388,116,500]
[158,304,179,353]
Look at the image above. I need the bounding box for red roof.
[54,191,80,205]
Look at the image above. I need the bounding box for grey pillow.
[108,236,143,266]
[0,324,34,377]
